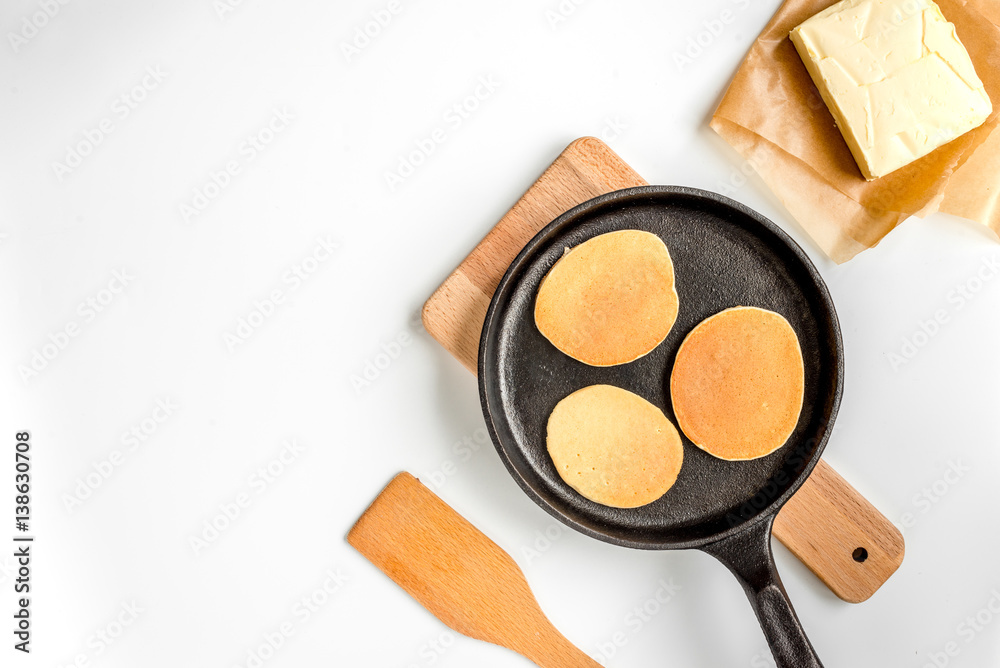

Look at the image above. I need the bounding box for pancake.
[670,306,804,461]
[534,230,679,366]
[546,384,684,508]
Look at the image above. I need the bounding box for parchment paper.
[710,0,1000,262]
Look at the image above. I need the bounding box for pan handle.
[701,515,823,668]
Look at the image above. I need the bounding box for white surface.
[2,1,999,666]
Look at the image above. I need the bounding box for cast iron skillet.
[478,186,843,668]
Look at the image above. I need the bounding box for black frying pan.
[478,186,843,668]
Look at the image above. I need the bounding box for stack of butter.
[790,0,992,180]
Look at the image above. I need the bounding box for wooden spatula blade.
[348,472,601,668]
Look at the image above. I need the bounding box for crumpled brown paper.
[711,0,1000,262]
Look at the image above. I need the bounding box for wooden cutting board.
[421,136,903,603]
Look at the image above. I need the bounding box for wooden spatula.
[348,472,601,668]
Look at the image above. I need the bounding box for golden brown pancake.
[670,306,804,461]
[546,384,684,508]
[534,230,679,366]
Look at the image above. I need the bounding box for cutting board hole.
[852,547,868,563]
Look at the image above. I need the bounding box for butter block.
[790,0,992,180]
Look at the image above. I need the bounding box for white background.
[2,0,1000,667]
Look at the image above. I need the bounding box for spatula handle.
[518,632,603,668]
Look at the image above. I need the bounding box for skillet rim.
[478,185,844,551]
